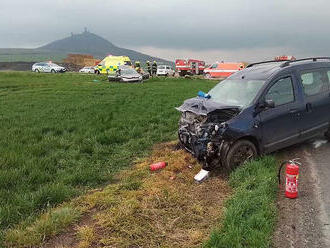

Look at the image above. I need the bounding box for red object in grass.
[150,162,167,171]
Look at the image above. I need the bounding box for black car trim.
[300,122,329,136]
[264,133,300,149]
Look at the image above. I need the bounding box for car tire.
[35,69,40,73]
[51,69,56,73]
[95,70,100,75]
[224,140,257,171]
[205,73,211,79]
[325,130,330,140]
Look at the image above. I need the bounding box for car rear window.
[300,70,329,96]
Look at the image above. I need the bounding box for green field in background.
[0,72,216,236]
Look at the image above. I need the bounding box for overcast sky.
[1,0,330,63]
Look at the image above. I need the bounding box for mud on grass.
[6,142,231,247]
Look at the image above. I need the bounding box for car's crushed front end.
[176,97,241,171]
[121,75,143,82]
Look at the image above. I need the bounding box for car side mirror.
[264,99,275,108]
[255,99,275,115]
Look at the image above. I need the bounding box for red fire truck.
[175,59,205,76]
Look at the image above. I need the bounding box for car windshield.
[120,68,139,76]
[158,65,166,69]
[50,63,59,67]
[208,79,265,107]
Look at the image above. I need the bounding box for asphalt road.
[273,137,330,248]
[306,140,330,246]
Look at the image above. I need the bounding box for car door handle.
[289,109,301,117]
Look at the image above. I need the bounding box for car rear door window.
[301,70,329,96]
[265,77,294,106]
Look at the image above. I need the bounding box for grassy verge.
[0,72,216,241]
[204,156,278,248]
[5,142,231,247]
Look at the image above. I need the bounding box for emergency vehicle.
[95,55,132,74]
[203,62,245,78]
[274,55,296,61]
[175,59,205,76]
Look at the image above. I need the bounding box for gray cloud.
[1,0,330,60]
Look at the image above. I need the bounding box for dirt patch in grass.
[35,142,231,248]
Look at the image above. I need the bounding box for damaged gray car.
[177,57,330,181]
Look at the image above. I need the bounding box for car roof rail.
[246,60,290,68]
[280,57,330,67]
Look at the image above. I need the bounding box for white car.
[79,66,95,74]
[157,65,175,76]
[32,62,66,73]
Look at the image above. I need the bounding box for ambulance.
[203,62,245,78]
[94,55,132,74]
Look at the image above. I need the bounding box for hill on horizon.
[0,31,171,64]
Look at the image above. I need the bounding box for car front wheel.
[224,140,257,171]
[205,73,211,79]
[51,69,56,73]
[325,130,330,140]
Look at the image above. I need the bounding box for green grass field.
[0,72,216,237]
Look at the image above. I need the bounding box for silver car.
[108,66,143,83]
[79,66,95,74]
[32,62,66,73]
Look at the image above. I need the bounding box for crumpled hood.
[176,97,240,116]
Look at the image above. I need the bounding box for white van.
[157,65,175,76]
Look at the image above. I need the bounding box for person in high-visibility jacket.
[152,61,157,76]
[146,60,151,75]
[135,61,141,73]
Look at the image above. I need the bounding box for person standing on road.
[146,60,151,75]
[152,61,157,76]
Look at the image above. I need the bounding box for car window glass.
[326,71,330,87]
[265,77,294,106]
[211,64,217,68]
[301,71,329,96]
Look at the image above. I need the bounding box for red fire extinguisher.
[278,159,300,199]
[150,161,167,171]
